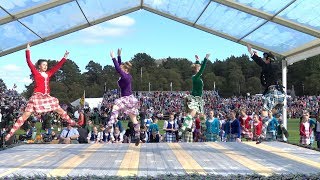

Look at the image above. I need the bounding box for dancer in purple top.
[109,48,140,145]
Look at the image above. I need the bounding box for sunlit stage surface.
[0,142,319,177]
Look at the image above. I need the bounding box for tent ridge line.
[237,0,297,42]
[211,0,320,38]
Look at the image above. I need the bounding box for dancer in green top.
[180,54,210,142]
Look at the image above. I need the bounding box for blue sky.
[0,10,248,93]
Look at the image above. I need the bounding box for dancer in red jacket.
[5,43,76,141]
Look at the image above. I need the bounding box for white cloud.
[19,77,32,84]
[64,23,132,45]
[107,16,135,27]
[82,26,129,37]
[2,64,21,71]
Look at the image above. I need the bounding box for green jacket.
[191,58,208,97]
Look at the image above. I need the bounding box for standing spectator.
[266,111,279,141]
[315,115,320,149]
[149,117,160,143]
[300,111,312,146]
[0,109,2,129]
[252,114,262,142]
[229,111,241,142]
[205,110,220,142]
[163,113,178,143]
[239,108,253,141]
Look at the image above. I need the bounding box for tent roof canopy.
[0,0,319,64]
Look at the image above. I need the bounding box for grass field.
[15,118,313,146]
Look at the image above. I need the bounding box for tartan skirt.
[300,136,310,145]
[25,93,61,113]
[185,95,204,114]
[114,94,139,115]
[241,130,253,139]
[228,134,240,142]
[263,86,285,111]
[165,132,176,143]
[206,133,218,142]
[182,131,193,142]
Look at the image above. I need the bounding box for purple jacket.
[112,56,132,97]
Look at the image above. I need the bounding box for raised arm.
[25,43,37,74]
[117,48,122,65]
[247,44,264,67]
[194,54,209,78]
[110,50,126,77]
[47,51,68,76]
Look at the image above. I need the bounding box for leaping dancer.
[5,43,76,141]
[246,44,285,111]
[108,48,140,146]
[180,54,210,142]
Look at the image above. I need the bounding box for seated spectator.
[123,121,135,143]
[105,126,114,143]
[19,121,36,141]
[140,125,147,143]
[113,127,122,143]
[59,123,80,144]
[88,126,99,144]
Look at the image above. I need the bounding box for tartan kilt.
[266,131,276,140]
[241,130,253,139]
[315,132,320,141]
[300,136,310,145]
[185,95,204,114]
[25,93,61,113]
[182,131,193,142]
[228,134,239,142]
[263,85,285,111]
[165,132,176,143]
[206,133,218,142]
[114,94,139,115]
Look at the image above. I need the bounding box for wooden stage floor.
[0,142,319,177]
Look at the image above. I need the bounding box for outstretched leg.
[108,105,120,127]
[55,108,76,126]
[5,112,32,141]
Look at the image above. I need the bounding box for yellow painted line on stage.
[206,142,273,176]
[48,143,103,177]
[168,143,206,175]
[117,143,141,176]
[243,142,320,169]
[0,145,71,177]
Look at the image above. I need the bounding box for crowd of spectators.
[1,88,319,149]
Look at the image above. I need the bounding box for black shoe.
[135,136,140,146]
[256,140,262,144]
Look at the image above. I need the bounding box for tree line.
[1,53,319,104]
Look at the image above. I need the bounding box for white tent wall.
[71,98,103,110]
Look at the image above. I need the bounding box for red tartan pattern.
[25,93,61,113]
